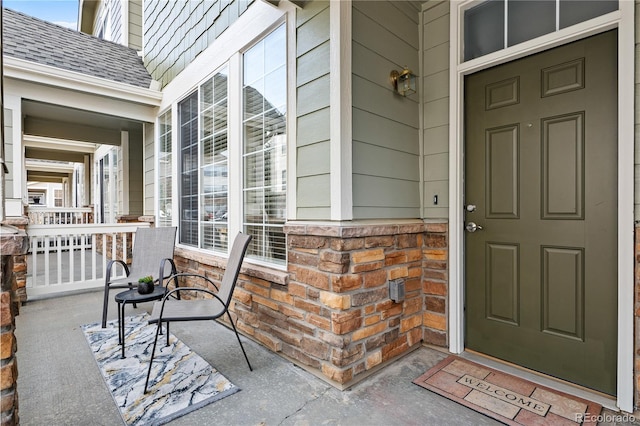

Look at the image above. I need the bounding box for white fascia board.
[6,77,158,123]
[23,135,97,153]
[3,56,162,107]
[25,160,75,173]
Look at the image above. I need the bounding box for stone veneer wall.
[172,221,448,387]
[0,227,29,426]
[2,218,28,304]
[635,225,640,407]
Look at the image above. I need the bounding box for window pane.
[214,70,228,103]
[560,0,618,29]
[179,92,198,246]
[244,80,265,122]
[244,151,264,189]
[265,25,286,73]
[244,40,264,86]
[464,0,505,61]
[242,25,287,265]
[508,0,555,47]
[244,114,264,153]
[198,68,229,252]
[158,110,172,227]
[264,66,286,112]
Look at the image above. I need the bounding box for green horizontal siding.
[351,1,420,220]
[422,1,450,220]
[295,0,331,220]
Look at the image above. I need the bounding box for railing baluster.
[102,232,108,281]
[92,234,97,282]
[80,233,86,283]
[68,231,75,284]
[57,235,62,285]
[31,237,38,287]
[44,236,50,287]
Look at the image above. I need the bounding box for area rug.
[413,356,602,425]
[81,314,239,426]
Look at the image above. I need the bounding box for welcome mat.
[82,314,239,426]
[413,356,602,425]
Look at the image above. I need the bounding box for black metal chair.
[144,232,253,393]
[100,226,178,328]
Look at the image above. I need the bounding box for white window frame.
[155,108,173,228]
[447,1,634,412]
[241,23,289,266]
[156,1,296,270]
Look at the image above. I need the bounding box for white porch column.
[329,0,353,221]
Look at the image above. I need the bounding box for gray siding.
[296,1,331,220]
[3,109,13,199]
[143,0,253,87]
[144,123,155,216]
[351,1,421,219]
[129,0,143,50]
[422,0,449,219]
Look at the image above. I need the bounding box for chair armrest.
[150,283,226,324]
[105,259,130,285]
[162,272,220,292]
[159,258,178,286]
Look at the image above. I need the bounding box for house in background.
[3,0,639,414]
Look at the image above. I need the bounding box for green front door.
[464,31,618,395]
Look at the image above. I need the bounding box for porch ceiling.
[22,99,143,146]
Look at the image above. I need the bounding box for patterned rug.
[413,356,602,425]
[82,314,239,426]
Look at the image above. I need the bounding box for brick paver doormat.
[82,313,239,426]
[413,356,602,425]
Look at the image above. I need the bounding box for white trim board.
[446,1,635,413]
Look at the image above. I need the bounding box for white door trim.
[447,1,635,412]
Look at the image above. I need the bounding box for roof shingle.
[2,8,152,89]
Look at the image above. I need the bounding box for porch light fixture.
[390,66,416,97]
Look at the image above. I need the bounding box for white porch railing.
[27,207,93,225]
[26,223,151,299]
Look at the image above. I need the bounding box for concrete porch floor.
[15,290,634,425]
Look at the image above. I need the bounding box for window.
[54,189,63,207]
[158,110,172,228]
[97,147,119,223]
[178,67,229,252]
[179,91,199,246]
[464,0,618,61]
[171,25,287,267]
[200,70,229,252]
[242,25,287,265]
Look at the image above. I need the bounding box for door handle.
[465,222,483,233]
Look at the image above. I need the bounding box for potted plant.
[137,275,154,294]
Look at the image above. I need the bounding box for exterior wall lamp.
[389,66,416,96]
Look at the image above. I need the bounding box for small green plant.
[137,275,155,294]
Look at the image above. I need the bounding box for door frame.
[447,1,635,412]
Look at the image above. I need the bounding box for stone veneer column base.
[0,226,29,426]
[172,220,448,388]
[635,225,640,408]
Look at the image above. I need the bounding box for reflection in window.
[200,68,229,252]
[179,92,198,246]
[158,110,172,228]
[464,0,619,61]
[243,25,287,265]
